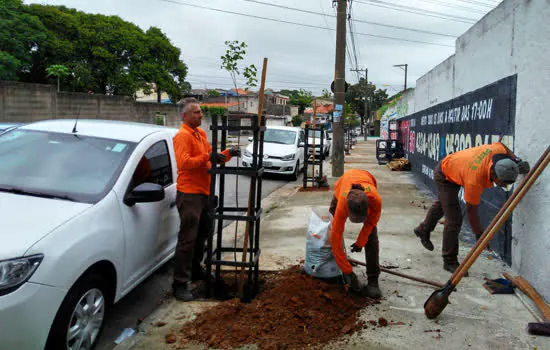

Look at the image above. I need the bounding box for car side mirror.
[248,136,253,142]
[124,182,165,206]
[298,142,305,147]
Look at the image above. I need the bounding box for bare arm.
[466,203,483,238]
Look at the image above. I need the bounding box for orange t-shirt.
[331,169,382,275]
[173,124,231,195]
[441,143,507,205]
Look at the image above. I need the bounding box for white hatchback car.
[0,119,181,350]
[241,126,305,180]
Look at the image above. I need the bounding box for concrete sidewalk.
[115,140,549,350]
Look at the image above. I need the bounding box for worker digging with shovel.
[329,169,383,298]
[413,141,530,274]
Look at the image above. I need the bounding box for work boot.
[346,272,363,294]
[363,278,382,299]
[173,283,195,302]
[443,261,469,277]
[414,226,434,251]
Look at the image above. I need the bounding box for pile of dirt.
[176,266,380,349]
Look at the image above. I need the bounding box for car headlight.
[281,154,295,161]
[0,254,43,296]
[244,150,252,157]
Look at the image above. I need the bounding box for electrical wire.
[236,0,459,38]
[156,0,454,47]
[408,0,487,13]
[355,0,478,23]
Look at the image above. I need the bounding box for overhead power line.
[409,0,487,14]
[156,0,454,47]
[237,0,458,38]
[355,0,478,24]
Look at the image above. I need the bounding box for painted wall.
[399,0,550,300]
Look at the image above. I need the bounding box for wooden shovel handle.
[450,147,550,286]
[453,146,550,279]
[513,276,550,322]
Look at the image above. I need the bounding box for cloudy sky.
[25,0,501,96]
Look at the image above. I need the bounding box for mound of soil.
[177,266,379,349]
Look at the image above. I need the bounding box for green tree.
[220,40,258,95]
[291,114,303,127]
[6,2,190,98]
[290,89,314,115]
[321,88,332,99]
[139,27,189,103]
[345,78,388,131]
[0,0,47,80]
[208,89,220,97]
[0,52,21,80]
[46,64,69,92]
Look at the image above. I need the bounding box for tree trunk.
[57,76,60,92]
[157,90,161,103]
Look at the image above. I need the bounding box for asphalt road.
[97,157,299,349]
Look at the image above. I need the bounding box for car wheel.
[46,273,111,350]
[291,161,299,181]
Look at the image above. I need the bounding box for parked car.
[242,126,305,180]
[0,119,181,350]
[0,122,22,134]
[306,128,331,159]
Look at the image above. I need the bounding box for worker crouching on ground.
[414,142,529,274]
[172,97,241,302]
[329,169,383,298]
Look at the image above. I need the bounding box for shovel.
[424,146,550,319]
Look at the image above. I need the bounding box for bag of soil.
[303,208,343,279]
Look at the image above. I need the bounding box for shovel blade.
[424,282,454,319]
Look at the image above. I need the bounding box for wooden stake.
[238,58,268,297]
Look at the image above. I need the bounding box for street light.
[393,64,408,92]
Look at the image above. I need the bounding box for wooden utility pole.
[332,0,347,178]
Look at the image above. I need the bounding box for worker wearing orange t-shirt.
[172,98,241,302]
[414,142,529,274]
[329,169,383,298]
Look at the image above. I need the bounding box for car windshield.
[310,130,323,138]
[0,129,136,203]
[264,129,296,145]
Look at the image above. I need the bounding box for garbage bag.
[303,208,343,279]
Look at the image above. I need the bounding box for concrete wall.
[406,0,550,300]
[0,80,206,131]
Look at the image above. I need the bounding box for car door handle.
[170,200,177,208]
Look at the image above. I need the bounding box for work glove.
[229,147,242,157]
[516,159,530,174]
[211,152,228,163]
[350,243,362,253]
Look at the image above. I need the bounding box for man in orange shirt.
[414,142,529,273]
[172,98,241,302]
[329,169,383,298]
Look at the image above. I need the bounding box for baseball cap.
[347,189,369,223]
[494,157,519,184]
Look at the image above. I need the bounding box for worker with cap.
[329,169,383,298]
[413,141,530,273]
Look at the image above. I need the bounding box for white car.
[306,128,331,160]
[0,119,181,350]
[241,126,305,180]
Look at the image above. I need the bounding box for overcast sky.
[25,0,501,96]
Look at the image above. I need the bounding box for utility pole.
[394,64,408,91]
[332,0,347,178]
[350,67,369,140]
